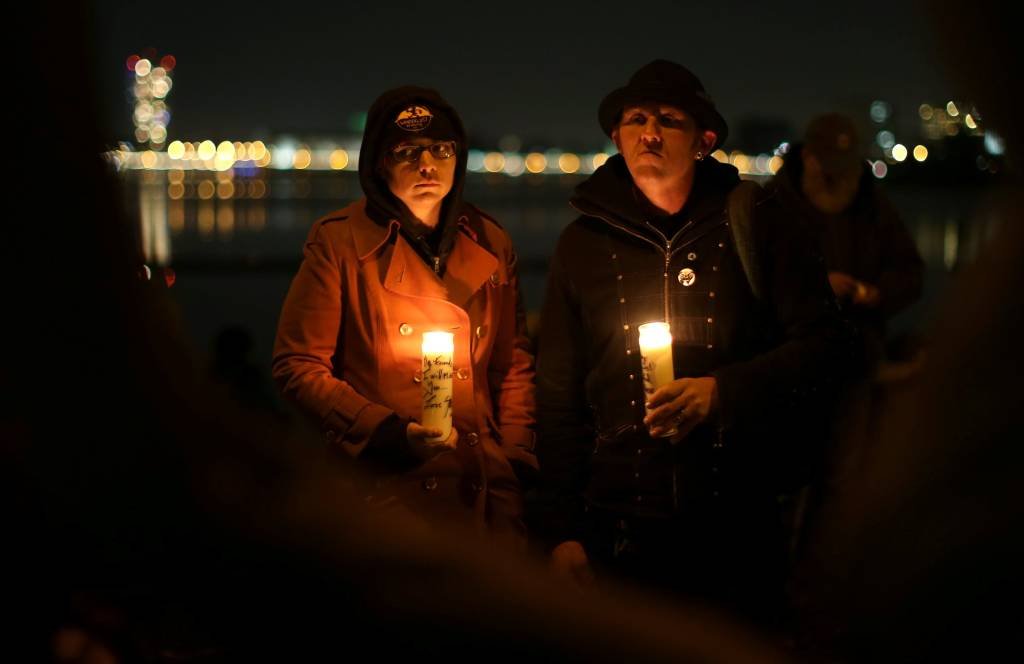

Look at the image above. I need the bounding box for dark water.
[127,169,1003,376]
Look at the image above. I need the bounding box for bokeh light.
[197,180,215,200]
[167,141,185,160]
[525,152,546,174]
[197,140,216,161]
[558,153,580,174]
[329,148,349,170]
[483,152,505,173]
[293,148,312,170]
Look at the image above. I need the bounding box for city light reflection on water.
[132,168,1000,276]
[129,168,1004,369]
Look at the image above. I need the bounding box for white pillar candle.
[421,331,455,443]
[637,322,676,437]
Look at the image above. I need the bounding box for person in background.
[792,2,1023,657]
[768,113,923,366]
[768,113,925,575]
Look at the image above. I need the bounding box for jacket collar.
[350,199,400,261]
[571,154,740,240]
[353,200,499,308]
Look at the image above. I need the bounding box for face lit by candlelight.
[384,137,456,227]
[612,104,716,188]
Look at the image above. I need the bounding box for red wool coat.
[273,199,536,538]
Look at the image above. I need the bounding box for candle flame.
[422,330,455,354]
[638,322,672,350]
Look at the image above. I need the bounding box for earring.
[695,151,704,160]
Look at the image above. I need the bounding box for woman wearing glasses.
[273,87,536,545]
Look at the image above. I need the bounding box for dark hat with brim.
[598,59,729,150]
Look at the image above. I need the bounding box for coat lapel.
[383,235,450,301]
[443,229,500,309]
[353,199,500,307]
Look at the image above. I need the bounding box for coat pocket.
[594,423,637,453]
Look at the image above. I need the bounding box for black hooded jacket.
[358,86,468,274]
[533,155,857,544]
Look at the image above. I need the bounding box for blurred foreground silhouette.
[8,2,1021,661]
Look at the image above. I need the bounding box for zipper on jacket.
[663,237,672,323]
[569,201,718,325]
[643,221,675,325]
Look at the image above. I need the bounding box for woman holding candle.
[272,87,536,542]
[533,61,857,625]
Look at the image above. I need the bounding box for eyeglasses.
[389,141,457,163]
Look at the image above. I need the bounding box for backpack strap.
[726,180,764,300]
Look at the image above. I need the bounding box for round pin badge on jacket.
[678,268,696,286]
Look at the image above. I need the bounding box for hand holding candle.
[644,377,720,440]
[421,331,455,445]
[638,322,677,438]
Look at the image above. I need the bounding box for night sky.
[92,1,950,149]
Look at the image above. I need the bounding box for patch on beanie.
[395,105,433,132]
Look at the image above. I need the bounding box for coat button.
[423,477,438,491]
[456,367,470,380]
[628,373,635,380]
[718,241,725,248]
[687,251,697,261]
[475,325,486,339]
[399,323,413,336]
[466,432,479,446]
